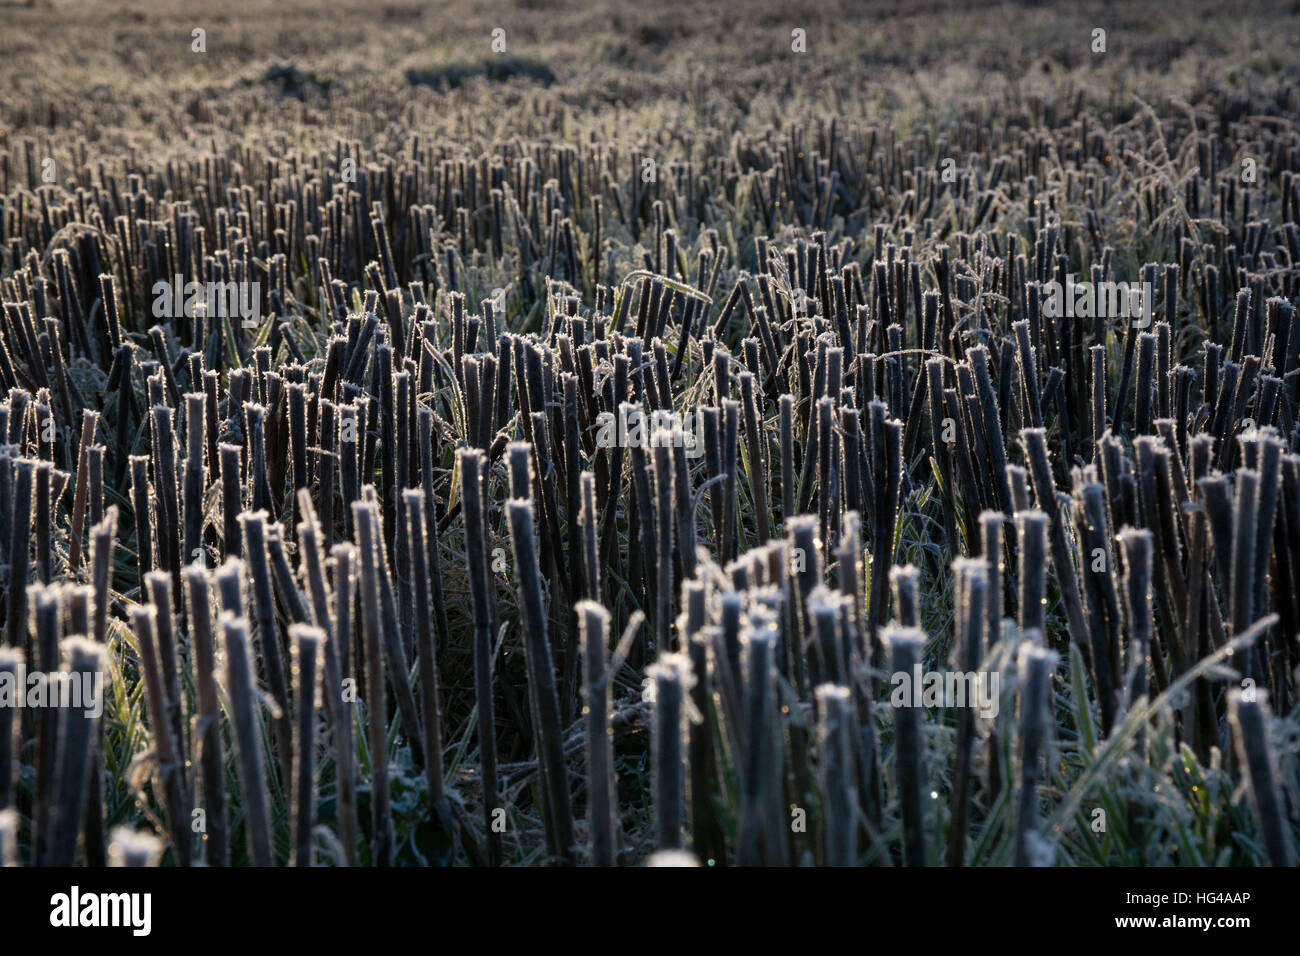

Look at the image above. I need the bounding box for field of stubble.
[0,0,1297,867]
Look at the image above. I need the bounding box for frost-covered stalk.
[458,448,500,866]
[0,649,21,813]
[562,374,583,610]
[287,382,309,497]
[130,606,192,866]
[1012,640,1055,867]
[356,490,424,768]
[295,492,337,686]
[703,405,724,547]
[1021,428,1088,647]
[887,626,927,866]
[1230,469,1260,679]
[967,345,1013,516]
[816,684,856,867]
[1089,344,1107,448]
[402,488,451,839]
[738,609,788,866]
[835,513,883,828]
[927,358,959,537]
[579,471,601,601]
[868,404,904,645]
[1197,473,1234,593]
[48,637,106,866]
[1251,436,1282,631]
[291,624,323,866]
[626,424,658,654]
[1076,483,1119,735]
[1134,332,1155,436]
[109,828,164,867]
[808,587,846,687]
[836,512,867,661]
[246,402,271,514]
[90,507,117,647]
[579,601,616,865]
[4,458,34,645]
[34,460,51,584]
[240,510,293,783]
[816,398,837,567]
[652,439,676,649]
[721,399,741,562]
[1133,437,1189,678]
[215,556,244,616]
[183,393,206,568]
[650,653,690,852]
[713,590,746,760]
[267,525,312,627]
[1006,463,1030,513]
[353,498,392,866]
[683,581,723,864]
[740,372,770,544]
[340,404,361,540]
[416,407,451,656]
[779,394,796,524]
[672,438,698,583]
[330,542,358,866]
[33,587,60,864]
[86,507,117,867]
[150,404,181,582]
[1117,528,1153,719]
[979,510,1003,651]
[506,498,576,863]
[219,443,242,557]
[183,565,227,867]
[890,564,920,629]
[840,406,863,518]
[947,558,987,867]
[146,571,187,782]
[317,400,337,548]
[0,808,15,866]
[68,588,91,643]
[527,410,567,618]
[788,515,820,690]
[1227,689,1294,866]
[221,613,274,865]
[68,408,99,571]
[1017,510,1048,637]
[87,444,105,533]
